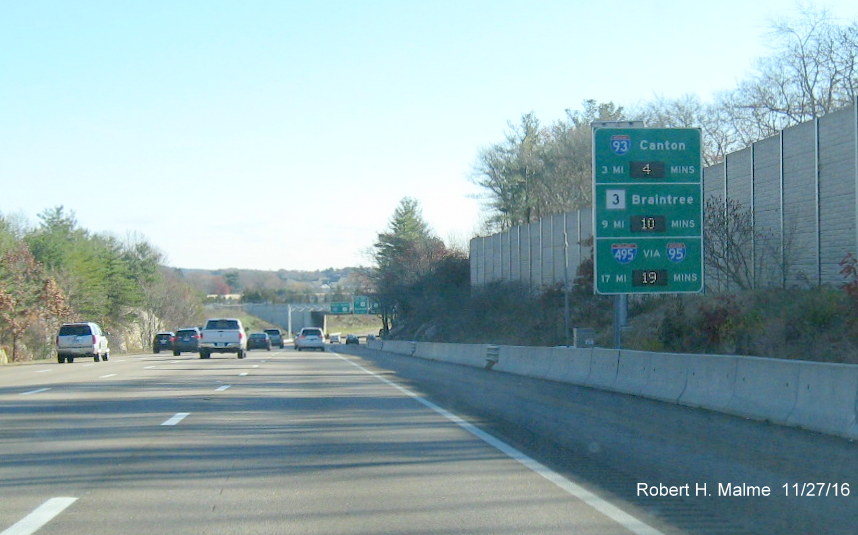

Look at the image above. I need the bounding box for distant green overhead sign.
[330,302,351,314]
[353,295,369,314]
[592,127,703,294]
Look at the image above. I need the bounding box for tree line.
[0,206,203,361]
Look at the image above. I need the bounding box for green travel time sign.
[592,127,703,294]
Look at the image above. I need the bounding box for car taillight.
[239,332,245,340]
[193,334,200,339]
[92,335,97,345]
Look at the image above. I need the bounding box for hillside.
[169,266,369,301]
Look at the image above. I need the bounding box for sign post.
[592,127,703,295]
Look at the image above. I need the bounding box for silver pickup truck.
[199,318,247,359]
[56,322,110,363]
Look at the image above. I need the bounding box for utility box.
[573,328,596,348]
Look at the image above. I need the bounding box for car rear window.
[176,329,197,336]
[303,329,322,336]
[264,329,280,335]
[206,319,240,329]
[59,324,92,336]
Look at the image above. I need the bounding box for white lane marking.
[144,365,157,369]
[338,355,666,535]
[99,374,117,379]
[0,496,77,535]
[252,365,259,368]
[239,372,248,376]
[19,388,51,396]
[215,385,231,392]
[161,412,190,426]
[35,369,52,374]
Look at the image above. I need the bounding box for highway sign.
[330,302,351,314]
[593,127,703,294]
[353,295,369,314]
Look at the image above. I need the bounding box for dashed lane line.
[19,388,51,396]
[160,412,190,426]
[0,497,77,535]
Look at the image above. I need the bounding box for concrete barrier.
[679,353,737,412]
[382,340,416,356]
[370,341,858,440]
[727,357,801,425]
[586,348,620,390]
[551,346,592,384]
[415,342,486,368]
[614,349,652,397]
[451,344,489,368]
[642,351,690,403]
[518,346,557,381]
[494,346,534,377]
[787,361,858,438]
[413,342,442,360]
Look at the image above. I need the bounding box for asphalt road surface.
[1,346,855,534]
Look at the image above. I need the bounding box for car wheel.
[57,355,64,363]
[103,352,109,361]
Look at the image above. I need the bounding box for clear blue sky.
[3,0,857,271]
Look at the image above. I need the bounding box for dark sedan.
[172,327,201,355]
[152,332,174,353]
[247,332,271,351]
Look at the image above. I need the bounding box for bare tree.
[704,197,755,291]
[633,94,743,165]
[718,8,858,144]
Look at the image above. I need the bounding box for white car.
[56,322,110,363]
[294,327,325,351]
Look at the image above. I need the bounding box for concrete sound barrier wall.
[371,341,858,440]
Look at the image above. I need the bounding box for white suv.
[56,322,110,363]
[294,327,325,352]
